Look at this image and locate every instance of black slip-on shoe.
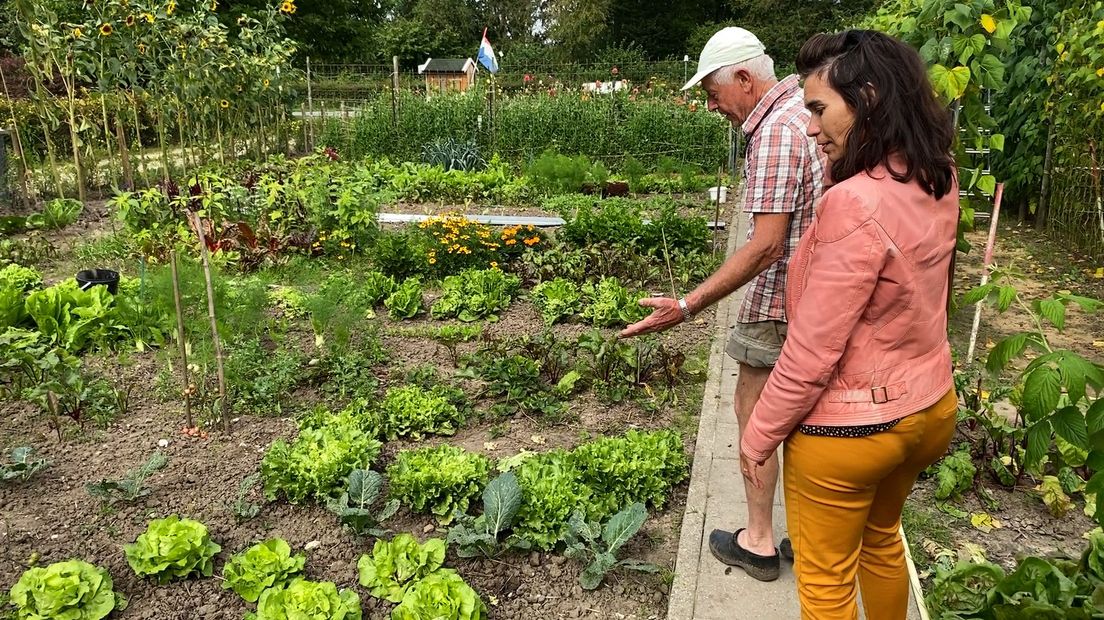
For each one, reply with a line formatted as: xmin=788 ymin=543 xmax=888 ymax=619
xmin=708 ymin=528 xmax=780 ymax=582
xmin=779 ymin=537 xmax=793 ymax=562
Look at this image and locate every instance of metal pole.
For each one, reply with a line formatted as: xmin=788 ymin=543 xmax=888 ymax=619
xmin=392 ymin=55 xmax=400 ymax=129
xmin=306 ymin=56 xmax=314 ymax=149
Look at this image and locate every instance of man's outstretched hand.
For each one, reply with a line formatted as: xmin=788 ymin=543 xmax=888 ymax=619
xmin=618 ymin=296 xmax=685 ymax=338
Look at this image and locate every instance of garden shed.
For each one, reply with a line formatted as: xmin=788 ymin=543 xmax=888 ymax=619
xmin=418 ymin=58 xmax=477 ymax=93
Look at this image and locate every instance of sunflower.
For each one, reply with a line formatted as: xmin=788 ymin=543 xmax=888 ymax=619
xmin=142 ymin=12 xmax=155 ymax=22
xmin=137 ymin=43 xmax=147 ymax=54
xmin=99 ymin=23 xmax=114 ymax=36
xmin=220 ymin=100 xmax=230 ymax=109
xmin=262 ymin=78 xmax=271 ymax=88
xmin=72 ymin=27 xmax=83 ymax=38
xmin=279 ymin=0 xmax=296 ymax=14
xmin=166 ymin=1 xmax=176 ymax=15
xmin=209 ymin=0 xmax=218 ymax=9
xmin=125 ymin=14 xmax=136 ymax=26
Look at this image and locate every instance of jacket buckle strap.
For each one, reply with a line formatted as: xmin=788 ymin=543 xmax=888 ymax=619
xmin=871 ymin=381 xmax=907 ymax=404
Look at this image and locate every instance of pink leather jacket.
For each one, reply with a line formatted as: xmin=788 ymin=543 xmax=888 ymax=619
xmin=741 ymin=164 xmax=959 ymax=463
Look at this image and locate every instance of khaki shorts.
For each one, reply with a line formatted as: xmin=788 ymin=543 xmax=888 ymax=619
xmin=726 ymin=320 xmax=788 ymax=368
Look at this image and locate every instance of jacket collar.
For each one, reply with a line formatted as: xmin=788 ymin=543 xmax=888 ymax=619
xmin=740 ymin=74 xmax=800 ymax=136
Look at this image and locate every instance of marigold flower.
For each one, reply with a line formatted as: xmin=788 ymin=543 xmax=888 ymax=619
xmin=99 ymin=23 xmax=114 ymax=36
xmin=505 ymin=239 xmax=516 ymax=246
xmin=137 ymin=43 xmax=147 ymax=54
xmin=524 ymin=236 xmax=540 ymax=246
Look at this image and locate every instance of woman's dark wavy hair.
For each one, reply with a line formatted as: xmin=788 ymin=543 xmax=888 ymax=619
xmin=796 ymin=30 xmax=956 ymax=199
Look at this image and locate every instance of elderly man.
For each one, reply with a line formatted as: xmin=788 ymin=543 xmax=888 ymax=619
xmin=620 ymin=27 xmax=825 ymax=581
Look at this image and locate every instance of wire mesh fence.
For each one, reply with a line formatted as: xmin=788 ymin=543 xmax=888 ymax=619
xmin=1044 ymin=141 xmax=1104 ymax=259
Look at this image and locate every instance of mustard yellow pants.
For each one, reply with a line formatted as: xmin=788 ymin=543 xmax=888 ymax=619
xmin=784 ymin=389 xmax=958 ymax=620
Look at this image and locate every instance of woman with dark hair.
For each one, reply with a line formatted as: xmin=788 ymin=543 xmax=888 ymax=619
xmin=738 ymin=30 xmax=959 ymax=619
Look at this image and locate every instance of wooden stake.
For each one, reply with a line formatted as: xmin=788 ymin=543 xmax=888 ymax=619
xmin=187 ymin=212 xmax=230 ymax=433
xmin=169 ymin=250 xmax=193 ymax=428
xmin=116 ymin=118 xmax=134 ymax=190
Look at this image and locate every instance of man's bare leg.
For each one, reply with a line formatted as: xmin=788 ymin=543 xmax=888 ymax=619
xmin=733 ymin=361 xmax=779 ymax=556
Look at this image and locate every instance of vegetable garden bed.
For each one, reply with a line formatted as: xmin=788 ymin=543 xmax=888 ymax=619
xmin=0 ymin=186 xmax=727 ymax=620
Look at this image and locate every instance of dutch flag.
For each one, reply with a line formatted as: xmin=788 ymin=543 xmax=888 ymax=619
xmin=477 ymin=28 xmax=498 ymax=73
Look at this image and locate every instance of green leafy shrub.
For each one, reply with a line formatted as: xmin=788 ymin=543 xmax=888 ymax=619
xmin=572 ymin=429 xmax=689 ymax=520
xmin=929 ymin=446 xmax=977 ymax=500
xmin=372 ymin=231 xmax=428 ymax=281
xmin=326 ymin=469 xmax=399 ymax=536
xmin=430 ymin=269 xmax=520 ymax=322
xmin=248 ymin=578 xmax=362 ymax=620
xmin=0 ymin=446 xmax=48 ymax=482
xmin=357 ymin=534 xmax=446 ymax=603
xmin=391 ymin=569 xmax=487 ymax=620
xmin=227 ymin=339 xmax=303 ymax=416
xmin=222 ymin=539 xmax=306 ymax=603
xmin=581 ymin=277 xmax=649 ymax=327
xmin=927 ymin=532 xmax=1104 ymax=617
xmin=512 ymin=450 xmax=591 ymax=550
xmin=0 ymin=264 xmax=41 ymax=292
xmin=527 ymin=150 xmax=606 ymax=194
xmin=124 ymin=516 xmax=221 ymax=583
xmin=387 ymin=445 xmax=491 ymax=525
xmin=385 ymin=278 xmax=424 ymax=320
xmin=446 ymin=471 xmax=530 ymax=558
xmin=422 ymin=138 xmax=485 ymax=172
xmin=530 ymin=278 xmax=582 ymax=326
xmin=379 ymin=385 xmax=465 ymax=440
xmin=564 ymin=503 xmax=659 ymax=590
xmin=28 ymin=198 xmax=83 ymax=230
xmin=261 ymin=413 xmax=383 ymax=503
xmin=8 ymin=559 xmax=123 ymax=620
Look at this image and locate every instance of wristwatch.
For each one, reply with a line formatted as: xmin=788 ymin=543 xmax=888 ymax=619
xmin=677 ymin=298 xmax=693 ymax=321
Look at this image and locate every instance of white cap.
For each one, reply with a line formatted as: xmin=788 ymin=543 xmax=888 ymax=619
xmin=681 ymin=27 xmax=766 ymax=91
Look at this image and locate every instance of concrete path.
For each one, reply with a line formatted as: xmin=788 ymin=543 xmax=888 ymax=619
xmin=666 ymin=210 xmax=925 ymax=620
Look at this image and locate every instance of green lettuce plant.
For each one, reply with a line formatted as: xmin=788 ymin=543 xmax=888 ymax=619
xmin=124 ymin=516 xmax=221 ymax=583
xmin=8 ymin=559 xmax=124 ymax=620
xmin=390 ymin=569 xmax=487 ymax=620
xmin=512 ymin=449 xmax=591 ymax=550
xmin=530 ymin=278 xmax=582 ymax=326
xmin=261 ymin=413 xmax=383 ymax=504
xmin=430 ymin=268 xmax=520 ymax=322
xmin=387 ymin=445 xmax=491 ymax=525
xmin=25 ymin=283 xmax=120 ymax=352
xmin=571 ymin=429 xmax=689 ymax=520
xmin=247 ymin=578 xmax=362 ymax=620
xmin=356 ymin=534 xmax=446 ymax=603
xmin=222 ymin=539 xmax=306 ymax=603
xmin=581 ymin=277 xmax=649 ymax=327
xmin=379 ymin=385 xmax=464 ymax=440
xmin=384 ymin=278 xmax=424 ymax=320
xmin=0 ymin=264 xmax=41 ymax=292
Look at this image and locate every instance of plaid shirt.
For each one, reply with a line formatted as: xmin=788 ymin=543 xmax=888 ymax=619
xmin=737 ymin=75 xmax=826 ymax=323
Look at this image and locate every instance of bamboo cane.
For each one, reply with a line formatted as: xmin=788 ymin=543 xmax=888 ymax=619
xmin=187 ymin=212 xmax=230 ymax=433
xmin=169 ymin=250 xmax=193 ymax=428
